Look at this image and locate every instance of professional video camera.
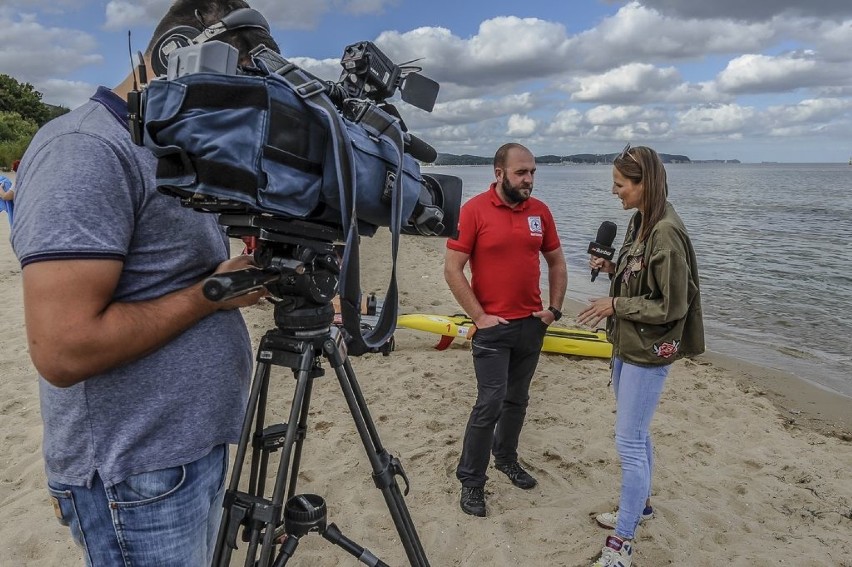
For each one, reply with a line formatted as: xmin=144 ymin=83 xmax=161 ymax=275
xmin=131 ymin=36 xmax=462 ymax=356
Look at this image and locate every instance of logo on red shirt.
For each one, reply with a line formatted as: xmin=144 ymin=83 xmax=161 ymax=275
xmin=528 ymin=216 xmax=542 ymax=236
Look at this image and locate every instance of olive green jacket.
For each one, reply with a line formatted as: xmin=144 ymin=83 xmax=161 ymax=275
xmin=607 ymin=203 xmax=705 ymax=366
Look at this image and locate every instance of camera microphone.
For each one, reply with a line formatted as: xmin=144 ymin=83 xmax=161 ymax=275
xmin=588 ymin=221 xmax=617 ymax=282
xmin=378 ymin=103 xmax=437 ymax=163
xmin=405 ymin=133 xmax=438 ymax=163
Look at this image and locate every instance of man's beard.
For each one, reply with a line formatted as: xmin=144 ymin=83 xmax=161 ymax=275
xmin=502 ymin=177 xmax=532 ymax=204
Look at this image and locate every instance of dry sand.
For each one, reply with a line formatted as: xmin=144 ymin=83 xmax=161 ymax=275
xmin=1 ymin=195 xmax=850 ymax=565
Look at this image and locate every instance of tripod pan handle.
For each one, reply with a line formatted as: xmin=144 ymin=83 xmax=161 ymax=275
xmin=203 ymin=267 xmax=280 ymax=301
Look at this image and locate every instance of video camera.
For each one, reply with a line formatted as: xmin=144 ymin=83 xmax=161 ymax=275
xmin=130 ymin=37 xmax=461 ymax=355
xmin=131 ymin=39 xmax=460 ymax=238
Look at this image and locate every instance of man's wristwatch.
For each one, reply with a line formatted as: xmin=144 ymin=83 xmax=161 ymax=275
xmin=547 ymin=306 xmax=563 ymax=321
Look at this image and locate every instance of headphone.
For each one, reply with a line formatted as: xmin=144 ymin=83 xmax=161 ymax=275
xmin=150 ymin=8 xmax=271 ymax=76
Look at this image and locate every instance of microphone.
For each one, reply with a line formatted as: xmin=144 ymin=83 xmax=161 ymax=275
xmin=588 ymin=221 xmax=617 ymax=282
xmin=378 ymin=103 xmax=438 ymax=162
xmin=404 ymin=132 xmax=438 ymax=163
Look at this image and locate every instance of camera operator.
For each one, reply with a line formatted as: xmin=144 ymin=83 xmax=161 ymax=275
xmin=9 ymin=2 xmax=278 ymax=564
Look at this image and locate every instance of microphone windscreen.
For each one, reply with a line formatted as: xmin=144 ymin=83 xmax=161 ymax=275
xmin=596 ymin=221 xmax=617 ymax=247
xmin=406 ymin=134 xmax=438 ymax=163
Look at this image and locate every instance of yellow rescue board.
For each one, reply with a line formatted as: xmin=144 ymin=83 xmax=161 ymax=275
xmin=397 ymin=314 xmax=612 ymax=359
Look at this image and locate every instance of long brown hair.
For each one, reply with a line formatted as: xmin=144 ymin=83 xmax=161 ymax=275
xmin=613 ymin=145 xmax=668 ymax=242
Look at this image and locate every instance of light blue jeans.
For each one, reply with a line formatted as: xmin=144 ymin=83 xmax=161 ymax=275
xmin=47 ymin=444 xmax=228 ymax=566
xmin=611 ymin=357 xmax=670 ymax=540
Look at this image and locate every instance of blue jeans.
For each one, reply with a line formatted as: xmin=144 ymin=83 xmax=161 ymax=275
xmin=611 ymin=357 xmax=670 ymax=540
xmin=47 ymin=444 xmax=228 ymax=566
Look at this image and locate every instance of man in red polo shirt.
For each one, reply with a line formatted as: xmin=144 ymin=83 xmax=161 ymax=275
xmin=445 ymin=142 xmax=567 ymax=517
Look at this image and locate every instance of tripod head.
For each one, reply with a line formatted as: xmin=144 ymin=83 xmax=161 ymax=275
xmin=203 ymin=214 xmax=344 ymax=332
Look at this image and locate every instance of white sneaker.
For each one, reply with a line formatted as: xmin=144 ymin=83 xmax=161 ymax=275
xmin=595 ymin=506 xmax=653 ymax=529
xmin=592 ymin=535 xmax=633 ymax=567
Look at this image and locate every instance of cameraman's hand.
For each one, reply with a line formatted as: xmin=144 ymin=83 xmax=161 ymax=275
xmin=209 ymin=255 xmax=268 ymax=310
xmin=214 ymin=254 xmax=258 ymax=275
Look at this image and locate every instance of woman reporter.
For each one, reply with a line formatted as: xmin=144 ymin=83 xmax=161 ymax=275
xmin=578 ymin=144 xmax=705 ymax=567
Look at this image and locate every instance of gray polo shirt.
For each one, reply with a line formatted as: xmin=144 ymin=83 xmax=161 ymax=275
xmin=11 ymin=87 xmax=253 ymax=488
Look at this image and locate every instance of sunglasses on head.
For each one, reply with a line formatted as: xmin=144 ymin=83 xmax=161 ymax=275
xmin=618 ymin=143 xmax=640 ymax=165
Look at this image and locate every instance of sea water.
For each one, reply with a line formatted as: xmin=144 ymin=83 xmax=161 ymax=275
xmin=423 ymin=163 xmax=852 ymax=398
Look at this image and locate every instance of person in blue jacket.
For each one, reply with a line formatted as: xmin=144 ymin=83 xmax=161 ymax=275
xmin=0 ymin=173 xmax=13 ymax=225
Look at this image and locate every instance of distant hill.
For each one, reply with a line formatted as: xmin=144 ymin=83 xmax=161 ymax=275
xmin=431 ymin=154 xmax=492 ymax=166
xmin=431 ymin=152 xmax=698 ymax=165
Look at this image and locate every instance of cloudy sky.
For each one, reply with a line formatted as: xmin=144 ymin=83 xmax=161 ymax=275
xmin=1 ymin=0 xmax=851 ymax=162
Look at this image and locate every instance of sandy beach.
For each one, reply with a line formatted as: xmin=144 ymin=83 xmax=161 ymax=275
xmin=1 ymin=189 xmax=850 ymax=565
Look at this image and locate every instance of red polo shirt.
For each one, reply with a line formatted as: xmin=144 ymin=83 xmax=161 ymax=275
xmin=447 ymin=183 xmax=561 ymax=319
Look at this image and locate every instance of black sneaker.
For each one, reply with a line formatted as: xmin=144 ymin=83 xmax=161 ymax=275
xmin=459 ymin=486 xmax=486 ymax=517
xmin=495 ymin=461 xmax=537 ymax=489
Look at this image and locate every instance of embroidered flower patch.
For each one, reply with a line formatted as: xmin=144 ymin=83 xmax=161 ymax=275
xmin=653 ymin=340 xmax=680 ymax=358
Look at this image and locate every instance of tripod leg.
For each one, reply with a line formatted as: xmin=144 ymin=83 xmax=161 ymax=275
xmin=213 ymin=359 xmax=273 ymax=567
xmin=322 ymin=334 xmax=431 ymax=567
xmin=286 ymin=374 xmax=314 ymax=502
xmin=257 ymin=343 xmax=317 ymax=566
xmin=248 ymin=378 xmax=271 ymax=499
xmin=322 ymin=523 xmax=390 ymax=567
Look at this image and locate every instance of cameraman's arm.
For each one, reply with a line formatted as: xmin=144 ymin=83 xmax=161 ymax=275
xmin=22 ymin=255 xmax=264 ymax=388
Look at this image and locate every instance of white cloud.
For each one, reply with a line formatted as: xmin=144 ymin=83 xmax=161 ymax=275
xmin=716 ymin=53 xmax=823 ymax=93
xmin=288 ymin=57 xmax=343 ymax=82
xmin=103 ymin=0 xmax=170 ymax=30
xmin=103 ymin=2 xmax=140 ymax=27
xmin=585 ymin=105 xmax=667 ymax=126
xmin=37 ymin=79 xmax=98 ymax=109
xmin=676 ymin=104 xmax=757 ymax=135
xmin=344 ymin=0 xmax=399 ymax=16
xmin=633 ymin=0 xmax=852 ymax=21
xmin=545 ymin=109 xmax=584 ymax=136
xmin=0 ymin=14 xmax=103 ymax=84
xmin=506 ymin=114 xmax=537 ymax=137
xmin=101 ymin=0 xmax=398 ymax=31
xmin=765 ymin=98 xmax=852 ymax=124
xmin=427 ymin=93 xmax=536 ymax=126
xmin=570 ymin=3 xmax=777 ymax=70
xmin=571 ymin=63 xmax=681 ymax=103
xmin=375 ymin=18 xmax=574 ymax=87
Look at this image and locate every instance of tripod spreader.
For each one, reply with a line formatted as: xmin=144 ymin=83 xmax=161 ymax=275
xmin=372 ymin=451 xmax=411 ymax=496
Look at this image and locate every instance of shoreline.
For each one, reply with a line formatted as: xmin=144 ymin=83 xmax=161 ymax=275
xmin=408 ymin=235 xmax=852 ymax=442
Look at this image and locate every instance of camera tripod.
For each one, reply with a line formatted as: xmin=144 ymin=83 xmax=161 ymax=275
xmin=211 ymin=300 xmax=430 ymax=567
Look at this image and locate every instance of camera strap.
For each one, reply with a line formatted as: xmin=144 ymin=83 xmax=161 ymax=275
xmin=254 ymin=48 xmax=404 ymax=355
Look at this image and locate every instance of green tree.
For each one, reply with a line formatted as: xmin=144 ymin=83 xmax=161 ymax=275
xmin=47 ymin=104 xmax=71 ymax=122
xmin=0 ymin=74 xmax=51 ymax=126
xmin=0 ymin=111 xmax=39 ymax=168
